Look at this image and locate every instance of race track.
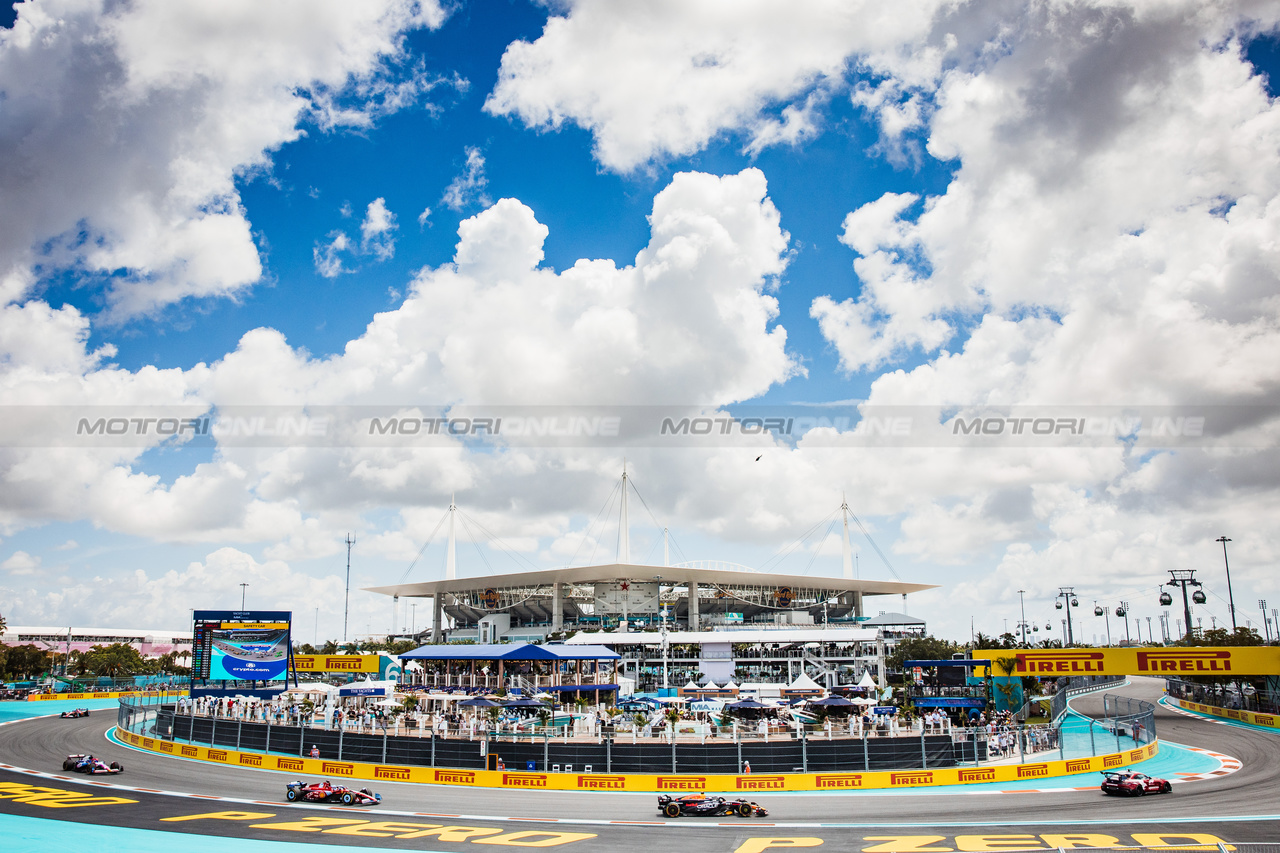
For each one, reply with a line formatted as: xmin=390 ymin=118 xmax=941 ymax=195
xmin=2 ymin=678 xmax=1278 ymax=851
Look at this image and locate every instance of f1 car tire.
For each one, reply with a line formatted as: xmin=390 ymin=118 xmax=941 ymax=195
xmin=110 ymin=762 xmax=123 ymax=772
xmin=341 ymin=792 xmax=354 ymax=805
xmin=664 ymin=803 xmax=681 ymax=818
xmin=286 ymin=789 xmax=298 ymax=801
xmin=62 ymin=760 xmax=73 ymax=771
xmin=736 ymin=803 xmax=752 ymax=817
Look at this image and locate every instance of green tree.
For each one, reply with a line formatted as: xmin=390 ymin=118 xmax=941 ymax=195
xmin=80 ymin=643 xmax=148 ymax=678
xmin=1179 ymin=627 xmax=1263 ymax=647
xmin=2 ymin=644 xmax=51 ymax=680
xmin=887 ymin=635 xmax=964 ymax=671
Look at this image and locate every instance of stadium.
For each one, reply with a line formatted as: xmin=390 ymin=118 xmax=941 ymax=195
xmin=367 ymin=476 xmax=936 ymax=691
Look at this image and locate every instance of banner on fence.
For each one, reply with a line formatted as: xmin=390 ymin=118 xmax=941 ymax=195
xmin=292 ymin=655 xmax=381 ymax=673
xmin=971 ymin=647 xmax=1280 ymax=677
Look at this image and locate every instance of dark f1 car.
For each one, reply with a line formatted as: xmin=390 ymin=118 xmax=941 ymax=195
xmin=62 ymin=754 xmax=123 ymax=774
xmin=658 ymin=794 xmax=768 ymax=818
xmin=60 ymin=708 xmax=90 ymax=718
xmin=286 ymin=780 xmax=381 ymax=806
xmin=1100 ymin=770 xmax=1172 ymax=796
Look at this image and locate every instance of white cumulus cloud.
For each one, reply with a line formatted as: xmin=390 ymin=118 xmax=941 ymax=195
xmin=0 ymin=0 xmax=449 ymax=316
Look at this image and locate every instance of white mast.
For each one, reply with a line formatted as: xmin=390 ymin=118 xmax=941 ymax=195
xmin=618 ymin=462 xmax=630 ymax=564
xmin=841 ymin=493 xmax=855 ymax=580
xmin=446 ymin=493 xmax=457 ymax=580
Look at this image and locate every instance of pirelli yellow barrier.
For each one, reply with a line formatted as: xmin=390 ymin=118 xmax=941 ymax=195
xmin=294 ymin=655 xmax=381 ymax=673
xmin=1169 ymin=696 xmax=1280 ymax=729
xmin=27 ymin=690 xmax=187 ymax=701
xmin=114 ymin=729 xmax=1157 ymax=792
xmin=971 ymin=646 xmax=1280 ymax=677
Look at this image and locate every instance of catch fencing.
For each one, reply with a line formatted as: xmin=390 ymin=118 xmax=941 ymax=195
xmin=117 ymin=692 xmax=1153 ymax=775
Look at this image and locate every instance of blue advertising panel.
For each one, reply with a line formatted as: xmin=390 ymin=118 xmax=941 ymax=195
xmin=912 ymin=697 xmax=988 ymax=708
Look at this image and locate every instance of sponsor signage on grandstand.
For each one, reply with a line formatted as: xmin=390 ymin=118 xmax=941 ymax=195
xmin=971 ymin=646 xmax=1280 ymax=676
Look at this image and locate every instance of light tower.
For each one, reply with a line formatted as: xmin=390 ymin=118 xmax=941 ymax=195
xmin=1216 ymin=536 xmax=1236 ymax=633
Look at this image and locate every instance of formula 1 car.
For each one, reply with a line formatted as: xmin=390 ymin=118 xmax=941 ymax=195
xmin=1100 ymin=770 xmax=1172 ymax=796
xmin=285 ymin=780 xmax=382 ymax=806
xmin=60 ymin=708 xmax=90 ymax=718
xmin=62 ymin=754 xmax=123 ymax=774
xmin=658 ymin=794 xmax=768 ymax=818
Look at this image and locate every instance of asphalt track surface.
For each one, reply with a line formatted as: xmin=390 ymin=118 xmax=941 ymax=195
xmin=2 ymin=678 xmax=1279 ymax=851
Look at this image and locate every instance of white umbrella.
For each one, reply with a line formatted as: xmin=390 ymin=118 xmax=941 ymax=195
xmin=375 ymin=698 xmax=403 ymax=708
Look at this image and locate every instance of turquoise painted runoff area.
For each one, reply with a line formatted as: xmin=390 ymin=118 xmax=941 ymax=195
xmin=0 ymin=812 xmax=443 ymax=853
xmin=0 ymin=696 xmax=121 ymax=723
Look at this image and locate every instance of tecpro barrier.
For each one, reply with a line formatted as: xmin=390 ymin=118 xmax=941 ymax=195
xmin=1168 ymin=696 xmax=1280 ymax=729
xmin=113 ymin=727 xmax=1158 ymax=792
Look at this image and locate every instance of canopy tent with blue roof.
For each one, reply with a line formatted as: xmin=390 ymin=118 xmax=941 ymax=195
xmin=399 ymin=642 xmax=620 ymax=694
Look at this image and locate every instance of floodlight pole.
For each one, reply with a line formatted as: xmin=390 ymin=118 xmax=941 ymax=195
xmin=1017 ymin=589 xmax=1028 ymax=646
xmin=1216 ymin=536 xmax=1236 ymax=633
xmin=239 ymin=583 xmax=248 ymax=611
xmin=343 ymin=533 xmax=355 ymax=643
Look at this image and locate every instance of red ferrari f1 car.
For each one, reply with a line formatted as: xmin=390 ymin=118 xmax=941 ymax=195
xmin=286 ymin=780 xmax=381 ymax=806
xmin=60 ymin=708 xmax=90 ymax=718
xmin=62 ymin=754 xmax=123 ymax=774
xmin=1100 ymin=770 xmax=1172 ymax=796
xmin=658 ymin=794 xmax=768 ymax=818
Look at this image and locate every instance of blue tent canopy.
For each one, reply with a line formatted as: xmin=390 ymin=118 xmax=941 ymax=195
xmin=399 ymin=642 xmax=620 ymax=663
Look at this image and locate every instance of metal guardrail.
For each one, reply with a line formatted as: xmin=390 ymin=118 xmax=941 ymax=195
xmin=1050 ymin=674 xmax=1126 ymax=722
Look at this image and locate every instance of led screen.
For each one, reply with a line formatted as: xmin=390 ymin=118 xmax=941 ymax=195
xmin=192 ymin=611 xmax=292 ymax=682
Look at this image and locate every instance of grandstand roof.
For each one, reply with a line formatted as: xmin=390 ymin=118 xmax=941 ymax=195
xmin=366 ymin=562 xmax=935 ymax=598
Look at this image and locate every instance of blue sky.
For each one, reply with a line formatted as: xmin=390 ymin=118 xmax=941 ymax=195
xmin=2 ymin=1 xmax=1280 ymax=644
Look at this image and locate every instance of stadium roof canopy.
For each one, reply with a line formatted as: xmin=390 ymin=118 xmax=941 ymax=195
xmin=366 ymin=562 xmax=936 ymax=599
xmin=399 ymin=642 xmax=620 ymax=662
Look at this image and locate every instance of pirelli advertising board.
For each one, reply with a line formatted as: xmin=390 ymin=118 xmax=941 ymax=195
xmin=292 ymin=655 xmax=382 ymax=673
xmin=970 ymin=646 xmax=1280 ymax=677
xmin=115 ymin=728 xmax=1158 ymax=793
